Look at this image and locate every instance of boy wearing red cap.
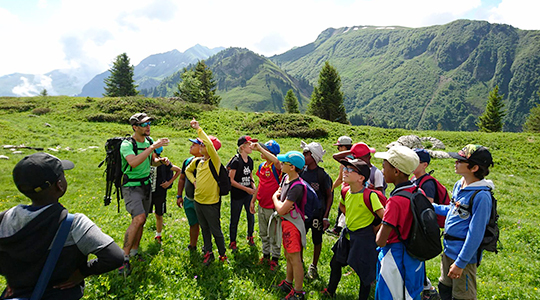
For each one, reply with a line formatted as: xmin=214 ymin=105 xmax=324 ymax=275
xmin=185 ymin=119 xmax=227 ymax=265
xmin=228 ymin=135 xmax=258 ymax=252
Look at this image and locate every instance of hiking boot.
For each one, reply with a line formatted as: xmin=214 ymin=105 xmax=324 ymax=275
xmin=325 ymin=228 xmax=340 ymax=237
xmin=229 ymin=241 xmax=238 ymax=252
xmin=320 ymin=288 xmax=335 ymax=298
xmin=118 ymin=260 xmax=131 ymax=277
xmin=282 ymin=289 xmax=305 ymax=300
xmin=273 ymin=279 xmax=293 ymax=294
xmin=219 ymin=255 xmax=229 ymax=263
xmin=247 ymin=236 xmax=255 ymax=246
xmin=269 ymin=259 xmax=278 ymax=271
xmin=422 ymin=288 xmax=441 ymax=300
xmin=154 ymin=236 xmax=162 ymax=244
xmin=203 ymin=251 xmax=215 ymax=266
xmin=306 ymin=263 xmax=319 ymax=280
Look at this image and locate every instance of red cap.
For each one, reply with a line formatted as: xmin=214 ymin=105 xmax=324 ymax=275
xmin=197 ymin=136 xmax=222 ymax=151
xmin=351 ymin=142 xmax=375 ymax=158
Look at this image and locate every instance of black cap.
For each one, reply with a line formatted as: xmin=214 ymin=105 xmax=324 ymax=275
xmin=237 ymin=135 xmax=258 ymax=147
xmin=339 ymin=158 xmax=371 ymax=180
xmin=13 ymin=153 xmax=75 ymax=194
xmin=129 ymin=113 xmax=154 ymax=125
xmin=448 ymin=144 xmax=493 ymax=168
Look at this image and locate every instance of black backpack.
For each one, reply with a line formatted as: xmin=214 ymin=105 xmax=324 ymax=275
xmin=444 ymin=188 xmax=501 ymax=265
xmin=393 ymin=189 xmax=442 ymax=261
xmin=99 ymin=136 xmax=153 ymax=212
xmin=208 ymin=158 xmax=231 ymax=196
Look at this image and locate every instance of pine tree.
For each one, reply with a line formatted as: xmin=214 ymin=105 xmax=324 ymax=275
xmin=40 ymin=89 xmax=48 ymax=96
xmin=523 ymin=90 xmax=540 ymax=132
xmin=477 ymin=85 xmax=506 ymax=132
xmin=175 ymin=61 xmax=220 ymax=105
xmin=103 ymin=53 xmax=138 ymax=97
xmin=283 ymin=89 xmax=300 ymax=113
xmin=307 ymin=62 xmax=348 ymax=124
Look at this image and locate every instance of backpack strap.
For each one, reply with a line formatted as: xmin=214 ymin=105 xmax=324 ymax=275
xmin=30 ymin=213 xmax=74 ymax=300
xmin=288 ymin=179 xmax=307 ymax=220
xmin=363 ymin=188 xmax=375 ymax=214
xmin=208 ymin=158 xmax=219 ymax=184
xmin=443 ymin=189 xmax=486 ymax=241
xmin=388 ymin=190 xmax=414 ymax=242
xmin=259 ymin=162 xmax=281 ymax=184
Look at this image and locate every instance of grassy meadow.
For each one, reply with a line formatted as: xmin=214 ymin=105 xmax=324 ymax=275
xmin=0 ymin=96 xmax=539 ymax=299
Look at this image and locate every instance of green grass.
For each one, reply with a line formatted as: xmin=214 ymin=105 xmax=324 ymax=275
xmin=1 ymin=96 xmax=539 ymax=299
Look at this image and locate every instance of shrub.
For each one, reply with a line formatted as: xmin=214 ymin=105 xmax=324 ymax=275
xmin=73 ymin=103 xmax=90 ymax=110
xmin=31 ymin=107 xmax=51 ymax=115
xmin=87 ymin=113 xmax=127 ymax=123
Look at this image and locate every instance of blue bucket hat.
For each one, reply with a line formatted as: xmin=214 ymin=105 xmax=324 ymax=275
xmin=277 ymin=151 xmax=305 ymax=169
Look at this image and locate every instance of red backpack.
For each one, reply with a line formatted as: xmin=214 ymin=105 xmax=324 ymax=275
xmin=341 ymin=185 xmax=387 ymax=226
xmin=417 ymin=171 xmax=450 ymax=228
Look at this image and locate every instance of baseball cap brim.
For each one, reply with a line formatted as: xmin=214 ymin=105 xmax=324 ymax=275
xmin=189 ymin=138 xmax=201 ymax=145
xmin=448 ymin=152 xmax=467 ymax=161
xmin=61 ymin=160 xmax=75 ymax=170
xmin=374 ymin=151 xmax=390 ymax=160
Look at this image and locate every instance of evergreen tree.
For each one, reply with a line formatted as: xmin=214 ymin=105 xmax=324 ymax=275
xmin=283 ymin=89 xmax=300 ymax=113
xmin=523 ymin=90 xmax=540 ymax=132
xmin=175 ymin=61 xmax=220 ymax=105
xmin=103 ymin=53 xmax=138 ymax=97
xmin=307 ymin=62 xmax=348 ymax=124
xmin=40 ymin=89 xmax=48 ymax=96
xmin=477 ymin=85 xmax=506 ymax=132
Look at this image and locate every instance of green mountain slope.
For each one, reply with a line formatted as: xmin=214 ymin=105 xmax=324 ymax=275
xmin=142 ymin=48 xmax=313 ymax=113
xmin=272 ymin=20 xmax=540 ymax=131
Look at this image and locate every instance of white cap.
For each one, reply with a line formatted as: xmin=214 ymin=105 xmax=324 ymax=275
xmin=374 ymin=145 xmax=419 ymax=175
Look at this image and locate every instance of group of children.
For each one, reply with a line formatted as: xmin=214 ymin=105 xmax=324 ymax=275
xmin=152 ymin=118 xmax=495 ymax=300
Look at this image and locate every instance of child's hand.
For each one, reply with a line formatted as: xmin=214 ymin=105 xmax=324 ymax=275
xmin=190 ymin=118 xmax=200 ymax=129
xmin=249 ymin=200 xmax=256 ymax=214
xmin=447 ymin=263 xmax=464 ymax=279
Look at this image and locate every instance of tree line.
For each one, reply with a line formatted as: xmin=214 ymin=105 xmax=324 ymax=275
xmin=103 ymin=53 xmax=540 ymax=132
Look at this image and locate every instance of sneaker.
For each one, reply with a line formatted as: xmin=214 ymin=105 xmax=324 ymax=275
xmin=219 ymin=255 xmax=228 ymax=263
xmin=269 ymin=259 xmax=278 ymax=271
xmin=229 ymin=241 xmax=238 ymax=252
xmin=203 ymin=251 xmax=215 ymax=266
xmin=325 ymin=228 xmax=339 ymax=237
xmin=154 ymin=236 xmax=162 ymax=244
xmin=422 ymin=288 xmax=441 ymax=300
xmin=273 ymin=279 xmax=293 ymax=294
xmin=118 ymin=260 xmax=131 ymax=277
xmin=320 ymin=288 xmax=335 ymax=298
xmin=306 ymin=263 xmax=319 ymax=280
xmin=282 ymin=289 xmax=305 ymax=300
xmin=247 ymin=236 xmax=255 ymax=246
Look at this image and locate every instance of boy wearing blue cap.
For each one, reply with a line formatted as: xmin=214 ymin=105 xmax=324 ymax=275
xmin=272 ymin=151 xmax=307 ymax=300
xmin=250 ymin=140 xmax=282 ymax=270
xmin=150 ymin=147 xmax=181 ymax=244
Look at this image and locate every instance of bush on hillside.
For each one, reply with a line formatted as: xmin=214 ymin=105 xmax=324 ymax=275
xmin=0 ymin=100 xmax=36 ymax=112
xmin=243 ymin=113 xmax=328 ymax=138
xmin=31 ymin=107 xmax=51 ymax=115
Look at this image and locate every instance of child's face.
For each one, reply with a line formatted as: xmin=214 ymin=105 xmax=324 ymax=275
xmin=343 ymin=166 xmax=364 ymax=185
xmin=200 ymin=144 xmax=208 ymax=156
xmin=189 ymin=143 xmax=201 ymax=156
xmin=303 ymin=150 xmax=314 ymax=166
xmin=413 ymin=161 xmax=428 ymax=176
xmin=241 ymin=144 xmax=252 ymax=154
xmin=382 ymin=160 xmax=397 ymax=184
xmin=281 ymin=161 xmax=295 ymax=174
xmin=454 ymin=160 xmax=473 ymax=176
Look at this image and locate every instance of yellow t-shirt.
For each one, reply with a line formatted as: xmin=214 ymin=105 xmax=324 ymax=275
xmin=185 ymin=127 xmax=221 ymax=205
xmin=340 ymin=190 xmax=383 ymax=231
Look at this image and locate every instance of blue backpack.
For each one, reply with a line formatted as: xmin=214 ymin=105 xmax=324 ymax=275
xmin=289 ymin=177 xmax=322 ymax=221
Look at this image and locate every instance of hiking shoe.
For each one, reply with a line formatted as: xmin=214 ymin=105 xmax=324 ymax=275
xmin=247 ymin=236 xmax=255 ymax=246
xmin=320 ymin=288 xmax=335 ymax=298
xmin=282 ymin=289 xmax=305 ymax=300
xmin=229 ymin=241 xmax=238 ymax=252
xmin=203 ymin=251 xmax=215 ymax=266
xmin=154 ymin=236 xmax=162 ymax=244
xmin=422 ymin=288 xmax=441 ymax=300
xmin=269 ymin=259 xmax=278 ymax=271
xmin=219 ymin=255 xmax=229 ymax=263
xmin=118 ymin=261 xmax=131 ymax=277
xmin=306 ymin=263 xmax=319 ymax=280
xmin=273 ymin=279 xmax=293 ymax=294
xmin=325 ymin=228 xmax=340 ymax=237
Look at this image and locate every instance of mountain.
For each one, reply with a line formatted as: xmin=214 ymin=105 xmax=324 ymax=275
xmin=0 ymin=70 xmax=85 ymax=97
xmin=79 ymin=45 xmax=224 ymax=97
xmin=271 ymin=20 xmax=540 ymax=131
xmin=142 ymin=48 xmax=313 ymax=112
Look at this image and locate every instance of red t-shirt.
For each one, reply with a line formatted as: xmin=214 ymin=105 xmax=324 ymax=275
xmin=256 ymin=162 xmax=282 ymax=209
xmin=382 ymin=185 xmax=416 ymax=244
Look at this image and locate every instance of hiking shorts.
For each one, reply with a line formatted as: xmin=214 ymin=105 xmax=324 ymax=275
xmin=123 ymin=185 xmax=151 ymax=217
xmin=151 ymin=189 xmax=167 ymax=216
xmin=282 ymin=220 xmax=302 ymax=253
xmin=439 ymin=253 xmax=478 ymax=299
xmin=304 ymin=217 xmax=324 ymax=245
xmin=183 ymin=196 xmax=199 ymax=226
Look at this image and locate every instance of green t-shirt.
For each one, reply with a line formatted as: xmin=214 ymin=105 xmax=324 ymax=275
xmin=341 ymin=189 xmax=383 ymax=231
xmin=120 ymin=137 xmax=154 ymax=186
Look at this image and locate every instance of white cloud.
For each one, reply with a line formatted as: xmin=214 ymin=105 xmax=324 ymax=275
xmin=12 ymin=75 xmax=53 ymax=96
xmin=488 ymin=0 xmax=540 ymax=30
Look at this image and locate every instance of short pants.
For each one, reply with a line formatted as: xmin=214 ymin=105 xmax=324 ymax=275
xmin=439 ymin=253 xmax=478 ymax=299
xmin=183 ymin=196 xmax=199 ymax=226
xmin=282 ymin=220 xmax=302 ymax=253
xmin=304 ymin=216 xmax=324 ymax=245
xmin=122 ymin=185 xmax=151 ymax=217
xmin=151 ymin=188 xmax=167 ymax=216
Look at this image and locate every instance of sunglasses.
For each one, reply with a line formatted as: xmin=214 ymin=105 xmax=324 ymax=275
xmin=137 ymin=121 xmax=151 ymax=127
xmin=344 ymin=167 xmax=358 ymax=173
xmin=283 ymin=162 xmax=293 ymax=166
xmin=455 ymin=160 xmax=469 ymax=164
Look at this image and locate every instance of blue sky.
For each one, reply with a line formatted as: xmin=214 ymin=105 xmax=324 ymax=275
xmin=0 ymin=0 xmax=538 ymax=80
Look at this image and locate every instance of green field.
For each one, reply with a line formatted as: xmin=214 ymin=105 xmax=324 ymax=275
xmin=1 ymin=96 xmax=539 ymax=299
